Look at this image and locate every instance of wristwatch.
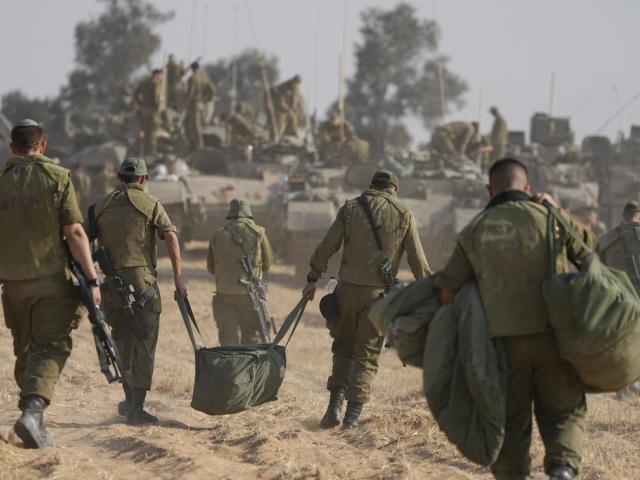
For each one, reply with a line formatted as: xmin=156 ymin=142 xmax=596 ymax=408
xmin=87 ymin=278 xmax=99 ymax=287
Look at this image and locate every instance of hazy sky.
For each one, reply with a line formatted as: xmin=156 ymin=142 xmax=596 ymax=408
xmin=1 ymin=0 xmax=639 ymax=144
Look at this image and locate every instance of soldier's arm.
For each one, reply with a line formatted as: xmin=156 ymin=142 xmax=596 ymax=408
xmin=562 ymin=210 xmax=595 ymax=265
xmin=153 ymin=202 xmax=186 ymax=295
xmin=307 ymin=206 xmax=346 ymax=282
xmin=403 ymin=214 xmax=431 ymax=279
xmin=261 ymin=232 xmax=274 ymax=272
xmin=437 ymin=240 xmax=474 ymax=304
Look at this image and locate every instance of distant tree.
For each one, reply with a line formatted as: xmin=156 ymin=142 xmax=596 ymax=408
xmin=342 ymin=3 xmax=467 ymax=148
xmin=1 ymin=91 xmax=55 ymax=126
xmin=62 ymin=0 xmax=173 ymax=132
xmin=204 ymin=49 xmax=280 ymax=117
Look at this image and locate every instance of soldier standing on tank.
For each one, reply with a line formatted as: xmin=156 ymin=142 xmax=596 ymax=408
xmin=0 ymin=119 xmax=100 ymax=448
xmin=437 ymin=158 xmax=593 ymax=480
xmin=184 ymin=61 xmax=216 ymax=151
xmin=267 ymin=75 xmax=303 ymax=141
xmin=207 ymin=199 xmax=273 ymax=345
xmin=302 ymin=170 xmax=431 ymax=429
xmin=92 ymin=157 xmax=187 ymax=425
xmin=134 ymin=69 xmax=164 ymax=156
xmin=598 ymin=201 xmax=640 ymax=399
xmin=222 ymin=103 xmax=258 ymax=148
xmin=430 ymin=121 xmax=476 ymax=162
xmin=166 ymin=54 xmax=186 ymax=111
xmin=489 ymin=106 xmax=508 ymax=162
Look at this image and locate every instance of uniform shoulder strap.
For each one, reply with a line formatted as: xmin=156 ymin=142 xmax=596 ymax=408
xmin=356 ymin=195 xmax=385 ymax=253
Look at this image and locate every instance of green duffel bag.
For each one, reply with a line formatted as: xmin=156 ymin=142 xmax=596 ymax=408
xmin=176 ymin=292 xmax=308 ymax=415
xmin=542 ymin=205 xmax=640 ymax=392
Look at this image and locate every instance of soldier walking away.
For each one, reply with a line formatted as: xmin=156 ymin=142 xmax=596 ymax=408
xmin=184 ymin=61 xmax=216 ymax=151
xmin=134 ymin=69 xmax=164 ymax=157
xmin=0 ymin=120 xmax=100 ymax=448
xmin=437 ymin=158 xmax=594 ymax=480
xmin=268 ymin=75 xmax=303 ymax=141
xmin=489 ymin=106 xmax=508 ymax=162
xmin=92 ymin=157 xmax=187 ymax=425
xmin=430 ymin=121 xmax=476 ymax=163
xmin=598 ymin=200 xmax=640 ymax=399
xmin=302 ymin=170 xmax=431 ymax=429
xmin=207 ymin=199 xmax=273 ymax=345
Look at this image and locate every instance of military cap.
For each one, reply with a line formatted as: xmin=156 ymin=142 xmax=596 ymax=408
xmin=371 ymin=169 xmax=399 ymax=189
xmin=119 ymin=156 xmax=148 ymax=176
xmin=15 ymin=119 xmax=40 ymax=128
xmin=226 ymin=198 xmax=253 ymax=219
xmin=624 ymin=201 xmax=639 ymax=214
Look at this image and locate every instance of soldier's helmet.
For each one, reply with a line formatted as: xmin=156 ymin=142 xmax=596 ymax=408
xmin=624 ymin=201 xmax=639 ymax=214
xmin=119 ymin=156 xmax=148 ymax=177
xmin=226 ymin=198 xmax=253 ymax=219
xmin=370 ymin=169 xmax=399 ymax=189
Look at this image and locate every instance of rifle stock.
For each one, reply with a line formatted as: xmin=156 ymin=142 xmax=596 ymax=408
xmin=240 ymin=256 xmax=272 ymax=343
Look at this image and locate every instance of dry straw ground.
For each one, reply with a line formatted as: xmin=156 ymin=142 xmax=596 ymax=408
xmin=1 ymin=248 xmax=639 ymax=479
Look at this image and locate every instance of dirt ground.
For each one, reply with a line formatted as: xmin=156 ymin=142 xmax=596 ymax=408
xmin=1 ymin=248 xmax=640 ymax=480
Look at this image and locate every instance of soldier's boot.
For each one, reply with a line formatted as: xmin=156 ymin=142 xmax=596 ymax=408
xmin=127 ymin=388 xmax=158 ymax=426
xmin=117 ymin=383 xmax=132 ymax=417
xmin=14 ymin=395 xmax=53 ymax=449
xmin=319 ymin=388 xmax=345 ymax=429
xmin=342 ymin=401 xmax=364 ymax=430
xmin=548 ymin=465 xmax=577 ymax=480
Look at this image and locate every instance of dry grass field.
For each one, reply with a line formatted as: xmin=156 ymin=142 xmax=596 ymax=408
xmin=1 ymin=247 xmax=640 ymax=479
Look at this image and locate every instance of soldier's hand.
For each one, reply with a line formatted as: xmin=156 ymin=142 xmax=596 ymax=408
xmin=175 ymin=274 xmax=188 ymax=297
xmin=534 ymin=192 xmax=559 ymax=208
xmin=91 ymin=286 xmax=102 ymax=307
xmin=303 ymin=282 xmax=317 ymax=301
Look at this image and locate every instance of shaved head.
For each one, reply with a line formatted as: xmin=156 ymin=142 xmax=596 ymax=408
xmin=488 ymin=158 xmax=530 ymax=196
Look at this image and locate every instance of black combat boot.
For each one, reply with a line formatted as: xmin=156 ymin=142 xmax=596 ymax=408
xmin=342 ymin=401 xmax=364 ymax=429
xmin=549 ymin=465 xmax=577 ymax=480
xmin=127 ymin=388 xmax=159 ymax=426
xmin=319 ymin=388 xmax=345 ymax=429
xmin=117 ymin=383 xmax=132 ymax=417
xmin=14 ymin=395 xmax=53 ymax=449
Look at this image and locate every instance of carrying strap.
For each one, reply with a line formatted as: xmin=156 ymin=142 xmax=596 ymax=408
xmin=545 ymin=201 xmax=592 ymax=275
xmin=270 ymin=296 xmax=309 ymax=349
xmin=87 ymin=204 xmax=98 ymax=241
xmin=175 ymin=291 xmax=204 ymax=352
xmin=356 ymin=195 xmax=385 ymax=253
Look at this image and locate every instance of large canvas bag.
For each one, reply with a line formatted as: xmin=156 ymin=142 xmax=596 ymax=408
xmin=176 ymin=292 xmax=308 ymax=415
xmin=542 ymin=205 xmax=640 ymax=392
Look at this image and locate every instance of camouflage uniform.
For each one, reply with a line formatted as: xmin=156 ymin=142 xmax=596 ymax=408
xmin=185 ymin=68 xmax=216 ymax=150
xmin=0 ymin=153 xmax=83 ymax=403
xmin=431 ymin=121 xmax=474 ymax=160
xmin=489 ymin=107 xmax=508 ymax=162
xmin=134 ymin=74 xmax=163 ymax=156
xmin=94 ymin=163 xmax=176 ymax=392
xmin=308 ymin=171 xmax=430 ymax=423
xmin=207 ymin=200 xmax=273 ymax=345
xmin=439 ymin=190 xmax=594 ymax=479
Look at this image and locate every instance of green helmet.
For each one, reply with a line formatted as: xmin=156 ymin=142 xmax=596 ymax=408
xmin=226 ymin=198 xmax=253 ymax=219
xmin=119 ymin=156 xmax=148 ymax=176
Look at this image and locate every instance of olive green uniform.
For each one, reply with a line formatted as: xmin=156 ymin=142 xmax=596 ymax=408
xmin=268 ymin=79 xmax=301 ymax=140
xmin=490 ymin=111 xmax=508 ymax=162
xmin=439 ymin=190 xmax=594 ymax=479
xmin=598 ymin=222 xmax=640 ymax=293
xmin=134 ymin=75 xmax=163 ymax=156
xmin=308 ymin=189 xmax=431 ymax=403
xmin=431 ymin=121 xmax=474 ymax=159
xmin=166 ymin=58 xmax=185 ymax=111
xmin=94 ymin=183 xmax=176 ymax=390
xmin=185 ymin=70 xmax=216 ymax=150
xmin=321 ymin=121 xmax=370 ymax=167
xmin=206 ymin=218 xmax=273 ymax=345
xmin=0 ymin=154 xmax=83 ymax=403
xmin=227 ymin=112 xmax=257 ymax=147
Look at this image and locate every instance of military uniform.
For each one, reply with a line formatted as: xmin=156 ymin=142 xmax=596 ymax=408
xmin=490 ymin=107 xmax=508 ymax=162
xmin=308 ymin=170 xmax=430 ymax=428
xmin=0 ymin=153 xmax=83 ymax=404
xmin=431 ymin=121 xmax=474 ymax=160
xmin=134 ymin=74 xmax=163 ymax=156
xmin=206 ymin=200 xmax=273 ymax=345
xmin=439 ymin=189 xmax=594 ymax=479
xmin=185 ymin=67 xmax=216 ymax=150
xmin=320 ymin=120 xmax=369 ymax=167
xmin=226 ymin=111 xmax=257 ymax=148
xmin=93 ymin=158 xmax=175 ymax=425
xmin=268 ymin=77 xmax=302 ymax=140
xmin=166 ymin=56 xmax=185 ymax=111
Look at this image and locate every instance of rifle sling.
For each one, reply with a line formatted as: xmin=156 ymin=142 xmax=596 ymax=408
xmin=356 ymin=195 xmax=385 ymax=253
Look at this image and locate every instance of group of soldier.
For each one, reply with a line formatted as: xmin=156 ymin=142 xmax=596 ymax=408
xmin=3 ymin=115 xmax=640 ymax=480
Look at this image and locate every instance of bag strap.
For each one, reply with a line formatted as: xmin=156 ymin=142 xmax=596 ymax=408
xmin=356 ymin=195 xmax=385 ymax=253
xmin=270 ymin=296 xmax=309 ymax=349
xmin=544 ymin=201 xmax=593 ymax=275
xmin=174 ymin=291 xmax=204 ymax=352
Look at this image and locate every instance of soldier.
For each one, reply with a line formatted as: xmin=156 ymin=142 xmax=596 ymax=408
xmin=92 ymin=157 xmax=187 ymax=425
xmin=598 ymin=201 xmax=640 ymax=399
xmin=222 ymin=103 xmax=258 ymax=148
xmin=430 ymin=121 xmax=476 ymax=162
xmin=437 ymin=158 xmax=593 ymax=480
xmin=184 ymin=62 xmax=216 ymax=151
xmin=71 ymin=162 xmax=92 ymax=218
xmin=134 ymin=69 xmax=164 ymax=156
xmin=489 ymin=106 xmax=508 ymax=162
xmin=267 ymin=75 xmax=303 ymax=141
xmin=165 ymin=53 xmax=186 ymax=111
xmin=0 ymin=119 xmax=100 ymax=448
xmin=206 ymin=199 xmax=273 ymax=345
xmin=302 ymin=170 xmax=431 ymax=429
